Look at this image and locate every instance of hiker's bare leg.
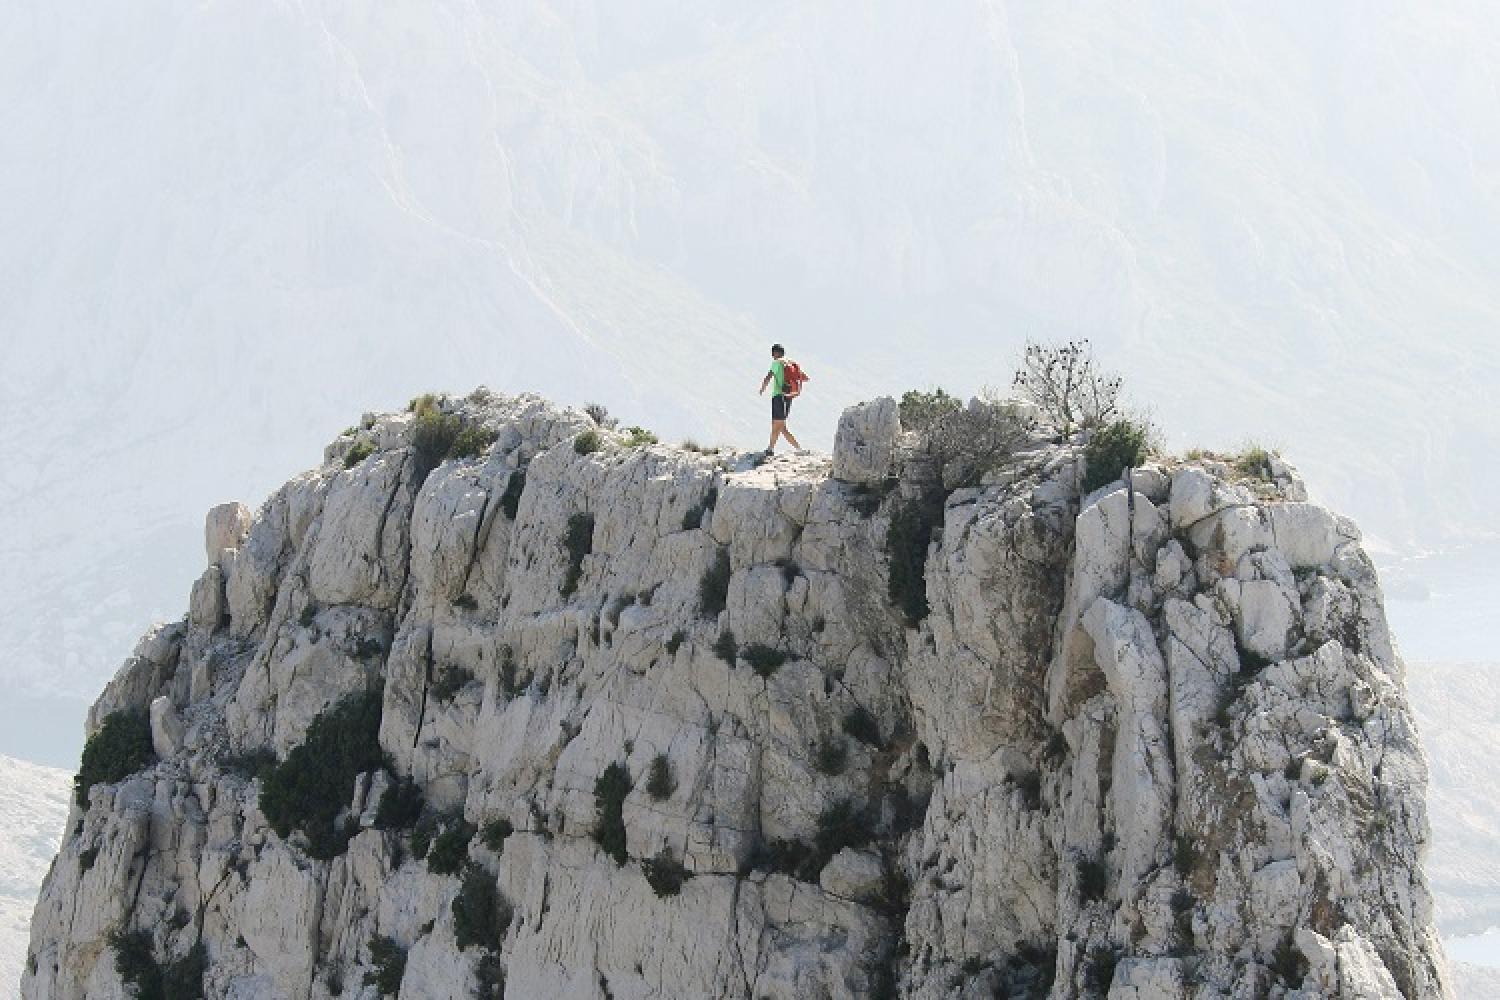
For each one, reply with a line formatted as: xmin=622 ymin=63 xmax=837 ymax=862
xmin=768 ymin=422 xmax=786 ymax=452
xmin=782 ymin=426 xmax=801 ymax=450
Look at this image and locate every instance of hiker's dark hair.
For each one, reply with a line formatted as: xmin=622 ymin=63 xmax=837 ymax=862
xmin=770 ymin=344 xmax=785 ymax=357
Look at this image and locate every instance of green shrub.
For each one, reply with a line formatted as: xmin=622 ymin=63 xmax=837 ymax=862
xmin=431 ymin=665 xmax=475 ymax=702
xmin=681 ymin=488 xmax=717 ymax=530
xmin=110 ymin=928 xmax=158 ymax=996
xmin=814 ymin=737 xmax=849 ymax=776
xmin=885 ymin=488 xmax=944 ymax=626
xmin=409 ymin=393 xmax=439 ymax=416
xmin=593 ymin=762 xmax=632 ymax=866
xmin=374 ymin=777 xmax=423 ymax=830
xmin=646 ymin=754 xmax=676 ymax=802
xmin=452 ymin=862 xmax=511 ymax=951
xmin=412 ymin=411 xmax=463 ymax=470
xmin=1084 ymin=946 xmax=1119 ymax=994
xmin=814 ymin=799 xmax=872 ymax=860
xmin=915 ymin=397 xmax=1033 ymax=488
xmin=665 ymin=630 xmax=687 ymax=655
xmin=365 ymin=935 xmax=407 ymax=997
xmin=748 ymin=838 xmax=820 ymax=882
xmin=844 ymin=479 xmax=892 ymax=518
xmin=162 ymin=943 xmax=205 ymax=1000
xmin=499 ymin=467 xmax=527 ymax=520
xmin=344 ymin=439 xmax=375 ymax=469
xmin=1271 ymin=933 xmax=1308 ymax=986
xmin=76 ymin=709 xmax=155 ymax=807
xmin=741 ymin=644 xmax=786 ymax=678
xmin=1232 ymin=444 xmax=1276 ymax=482
xmin=712 ymin=630 xmax=738 ymax=665
xmin=1076 ymin=857 xmax=1108 ymax=903
xmin=624 ymin=426 xmax=658 ymax=447
xmin=641 ymin=849 xmax=690 ymax=898
xmin=79 ymin=846 xmax=99 ymax=873
xmin=427 ymin=818 xmax=476 ymax=875
xmin=1081 ymin=419 xmax=1151 ymax=494
xmin=898 ymin=388 xmax=962 ymax=432
xmin=451 ymin=424 xmax=498 ymax=459
xmin=453 ymin=593 xmax=479 ymax=611
xmin=410 ymin=819 xmax=435 ymax=860
xmin=574 ymin=429 xmax=602 ymax=455
xmin=475 ymin=952 xmax=506 ymax=1000
xmin=108 ymin=930 xmax=204 ymax=1000
xmin=259 ymin=690 xmax=386 ymax=860
xmin=480 ymin=818 xmax=514 ymax=854
xmin=216 ymin=747 xmax=276 ymax=783
xmin=842 ymin=707 xmax=882 ymax=748
xmin=560 ymin=512 xmax=594 ymax=596
xmin=698 ymin=548 xmax=731 ymax=618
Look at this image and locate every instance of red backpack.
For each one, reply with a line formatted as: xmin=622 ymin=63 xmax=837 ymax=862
xmin=782 ymin=360 xmax=809 ymax=397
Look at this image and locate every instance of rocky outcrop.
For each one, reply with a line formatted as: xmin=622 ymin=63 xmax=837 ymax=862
xmin=24 ymin=390 xmax=1450 ymax=999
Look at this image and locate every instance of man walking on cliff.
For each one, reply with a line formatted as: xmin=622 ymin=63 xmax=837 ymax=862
xmin=759 ymin=344 xmax=805 ymax=456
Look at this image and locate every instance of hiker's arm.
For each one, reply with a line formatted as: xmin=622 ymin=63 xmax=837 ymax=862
xmin=759 ymin=372 xmax=772 ymax=394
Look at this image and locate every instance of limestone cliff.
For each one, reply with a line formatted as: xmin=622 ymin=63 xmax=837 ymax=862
xmin=24 ymin=391 xmax=1450 ymax=999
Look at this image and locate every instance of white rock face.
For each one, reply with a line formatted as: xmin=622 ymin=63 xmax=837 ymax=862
xmin=832 ymin=396 xmax=901 ymax=484
xmin=23 ymin=392 xmax=1451 ymax=999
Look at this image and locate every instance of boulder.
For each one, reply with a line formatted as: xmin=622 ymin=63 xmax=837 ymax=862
xmin=832 ymin=397 xmax=900 ymax=483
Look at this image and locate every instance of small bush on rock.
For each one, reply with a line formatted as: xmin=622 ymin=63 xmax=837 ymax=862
xmin=886 ymin=488 xmax=944 ymax=626
xmin=216 ymin=747 xmax=276 ymax=783
xmin=898 ymin=388 xmax=962 ymax=432
xmin=624 ymin=426 xmax=658 ymax=446
xmin=574 ymin=429 xmax=602 ymax=455
xmin=681 ymin=488 xmax=718 ymax=530
xmin=814 ymin=737 xmax=849 ymax=776
xmin=499 ymin=467 xmax=527 ymax=520
xmin=842 ymin=707 xmax=882 ymax=748
xmin=1084 ymin=946 xmax=1119 ymax=994
xmin=665 ymin=630 xmax=687 ymax=655
xmin=76 ymin=709 xmax=156 ymax=807
xmin=1012 ymin=339 xmax=1122 ymax=434
xmin=560 ymin=512 xmax=594 ymax=596
xmin=712 ymin=630 xmax=738 ymax=665
xmin=374 ymin=777 xmax=424 ymax=831
xmin=698 ymin=548 xmax=731 ymax=618
xmin=427 ymin=818 xmax=477 ymax=875
xmin=646 ymin=754 xmax=676 ymax=801
xmin=481 ymin=818 xmax=514 ymax=854
xmin=741 ymin=644 xmax=786 ymax=678
xmin=108 ymin=929 xmax=205 ymax=1000
xmin=344 ymin=439 xmax=375 ymax=469
xmin=1081 ymin=419 xmax=1151 ymax=494
xmin=814 ymin=799 xmax=872 ymax=861
xmin=431 ymin=665 xmax=475 ymax=702
xmin=749 ymin=838 xmax=820 ymax=882
xmin=1232 ymin=443 xmax=1276 ymax=481
xmin=641 ymin=849 xmax=690 ymax=898
xmin=593 ymin=762 xmax=632 ymax=866
xmin=365 ymin=935 xmax=407 ymax=997
xmin=453 ymin=862 xmax=512 ymax=951
xmin=1076 ymin=857 xmax=1108 ymax=903
xmin=259 ymin=689 xmax=386 ymax=860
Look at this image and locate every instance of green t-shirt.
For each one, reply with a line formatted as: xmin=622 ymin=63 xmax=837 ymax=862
xmin=768 ymin=359 xmax=786 ymax=395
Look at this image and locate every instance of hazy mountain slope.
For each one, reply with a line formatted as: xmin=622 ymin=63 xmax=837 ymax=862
xmin=0 ymin=757 xmax=70 ymax=992
xmin=1406 ymin=661 xmax=1500 ymax=939
xmin=3 ymin=0 xmax=1498 ymax=719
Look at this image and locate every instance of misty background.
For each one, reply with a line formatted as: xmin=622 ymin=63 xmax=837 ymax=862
xmin=1 ymin=0 xmax=1498 ymax=979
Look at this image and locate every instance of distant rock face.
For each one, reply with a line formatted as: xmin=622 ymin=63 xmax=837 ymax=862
xmin=23 ymin=391 xmax=1451 ymax=999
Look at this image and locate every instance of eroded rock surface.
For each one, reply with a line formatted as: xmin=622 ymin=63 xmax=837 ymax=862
xmin=24 ymin=391 xmax=1450 ymax=999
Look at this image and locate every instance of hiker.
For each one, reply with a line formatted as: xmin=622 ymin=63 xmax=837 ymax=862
xmin=758 ymin=344 xmax=807 ymax=455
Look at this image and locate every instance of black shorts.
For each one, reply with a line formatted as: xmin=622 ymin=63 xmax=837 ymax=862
xmin=771 ymin=394 xmax=792 ymax=420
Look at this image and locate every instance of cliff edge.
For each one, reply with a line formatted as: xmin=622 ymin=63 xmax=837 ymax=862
xmin=24 ymin=390 xmax=1449 ymax=999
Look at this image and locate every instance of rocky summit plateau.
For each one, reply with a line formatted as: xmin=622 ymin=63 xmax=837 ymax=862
xmin=23 ymin=390 xmax=1449 ymax=999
